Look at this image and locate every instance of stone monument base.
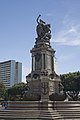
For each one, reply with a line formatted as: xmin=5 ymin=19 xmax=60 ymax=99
xmin=27 ymin=75 xmax=64 ymax=101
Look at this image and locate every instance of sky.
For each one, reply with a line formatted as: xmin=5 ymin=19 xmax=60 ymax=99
xmin=0 ymin=0 xmax=80 ymax=82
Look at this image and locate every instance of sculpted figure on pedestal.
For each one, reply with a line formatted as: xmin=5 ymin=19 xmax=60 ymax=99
xmin=36 ymin=15 xmax=51 ymax=40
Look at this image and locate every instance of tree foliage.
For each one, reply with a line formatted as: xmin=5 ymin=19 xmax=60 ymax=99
xmin=0 ymin=81 xmax=6 ymax=100
xmin=8 ymin=82 xmax=41 ymax=101
xmin=8 ymin=82 xmax=28 ymax=100
xmin=60 ymin=71 xmax=80 ymax=92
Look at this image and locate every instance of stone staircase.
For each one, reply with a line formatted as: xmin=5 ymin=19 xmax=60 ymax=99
xmin=54 ymin=101 xmax=80 ymax=120
xmin=0 ymin=101 xmax=80 ymax=119
xmin=0 ymin=101 xmax=63 ymax=120
xmin=0 ymin=109 xmax=63 ymax=119
xmin=39 ymin=109 xmax=63 ymax=119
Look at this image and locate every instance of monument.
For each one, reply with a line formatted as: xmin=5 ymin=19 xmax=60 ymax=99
xmin=2 ymin=15 xmax=80 ymax=120
xmin=26 ymin=15 xmax=64 ymax=101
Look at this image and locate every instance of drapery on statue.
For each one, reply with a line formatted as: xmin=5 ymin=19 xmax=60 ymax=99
xmin=36 ymin=15 xmax=51 ymax=40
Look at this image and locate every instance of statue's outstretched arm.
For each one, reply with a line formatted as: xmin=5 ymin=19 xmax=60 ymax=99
xmin=36 ymin=14 xmax=41 ymax=24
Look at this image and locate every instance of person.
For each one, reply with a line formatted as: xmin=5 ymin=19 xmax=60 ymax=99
xmin=5 ymin=101 xmax=8 ymax=109
xmin=1 ymin=101 xmax=8 ymax=109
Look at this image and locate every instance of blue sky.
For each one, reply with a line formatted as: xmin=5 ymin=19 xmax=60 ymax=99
xmin=0 ymin=0 xmax=80 ymax=82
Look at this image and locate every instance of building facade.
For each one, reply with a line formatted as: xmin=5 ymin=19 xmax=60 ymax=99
xmin=0 ymin=60 xmax=22 ymax=88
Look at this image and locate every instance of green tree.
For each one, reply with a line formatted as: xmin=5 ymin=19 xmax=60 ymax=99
xmin=8 ymin=82 xmax=28 ymax=100
xmin=60 ymin=71 xmax=80 ymax=92
xmin=0 ymin=81 xmax=6 ymax=100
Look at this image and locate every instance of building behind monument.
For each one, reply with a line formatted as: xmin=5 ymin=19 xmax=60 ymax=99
xmin=0 ymin=60 xmax=22 ymax=88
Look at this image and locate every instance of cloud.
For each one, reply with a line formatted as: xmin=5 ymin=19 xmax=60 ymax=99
xmin=68 ymin=27 xmax=77 ymax=33
xmin=52 ymin=17 xmax=80 ymax=46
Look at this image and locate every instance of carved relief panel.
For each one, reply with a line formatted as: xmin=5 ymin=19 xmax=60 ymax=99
xmin=35 ymin=53 xmax=42 ymax=70
xmin=41 ymin=82 xmax=49 ymax=95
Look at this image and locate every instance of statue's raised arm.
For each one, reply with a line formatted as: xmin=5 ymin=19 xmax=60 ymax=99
xmin=36 ymin=14 xmax=41 ymax=24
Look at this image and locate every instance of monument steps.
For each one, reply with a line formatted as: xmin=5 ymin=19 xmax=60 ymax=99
xmin=54 ymin=101 xmax=80 ymax=119
xmin=1 ymin=101 xmax=80 ymax=119
xmin=39 ymin=110 xmax=63 ymax=119
xmin=0 ymin=110 xmax=63 ymax=119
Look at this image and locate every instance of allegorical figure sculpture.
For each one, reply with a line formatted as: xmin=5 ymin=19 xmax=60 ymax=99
xmin=36 ymin=15 xmax=51 ymax=40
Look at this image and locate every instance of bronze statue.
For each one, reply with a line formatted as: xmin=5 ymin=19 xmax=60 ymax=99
xmin=36 ymin=15 xmax=51 ymax=40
